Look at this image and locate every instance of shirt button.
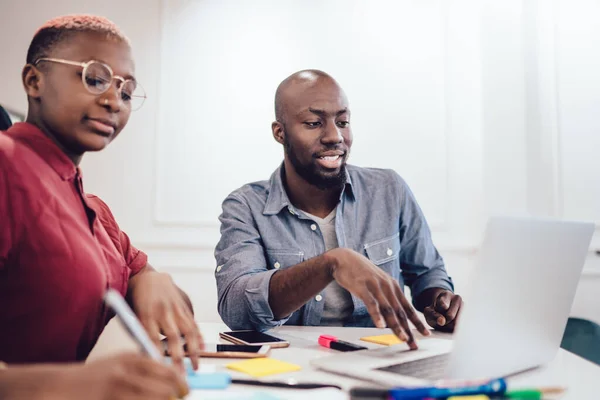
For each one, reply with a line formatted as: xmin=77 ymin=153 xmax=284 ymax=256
xmin=216 ymin=265 xmax=223 ymax=272
xmin=274 ymin=262 xmax=281 ymax=269
xmin=387 ymin=248 xmax=393 ymax=256
xmin=288 ymin=207 xmax=295 ymax=215
xmin=315 ymin=294 xmax=323 ymax=302
xmin=311 ymin=224 xmax=317 ymax=231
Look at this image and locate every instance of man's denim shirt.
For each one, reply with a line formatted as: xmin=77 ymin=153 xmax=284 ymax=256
xmin=214 ymin=164 xmax=454 ymax=331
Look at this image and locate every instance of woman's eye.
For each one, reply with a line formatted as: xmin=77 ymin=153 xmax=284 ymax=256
xmin=85 ymin=76 xmax=109 ymax=88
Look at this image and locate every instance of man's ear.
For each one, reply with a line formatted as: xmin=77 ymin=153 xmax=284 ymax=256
xmin=22 ymin=64 xmax=44 ymax=99
xmin=272 ymin=121 xmax=285 ymax=145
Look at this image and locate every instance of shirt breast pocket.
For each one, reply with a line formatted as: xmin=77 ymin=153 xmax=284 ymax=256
xmin=265 ymin=249 xmax=304 ymax=271
xmin=364 ymin=232 xmax=401 ymax=278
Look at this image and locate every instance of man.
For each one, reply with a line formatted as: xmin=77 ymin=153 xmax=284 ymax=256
xmin=0 ymin=14 xmax=202 ymax=371
xmin=215 ymin=70 xmax=462 ymax=349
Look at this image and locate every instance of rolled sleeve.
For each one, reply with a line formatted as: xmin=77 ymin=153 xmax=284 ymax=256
xmin=394 ymin=173 xmax=454 ymax=303
xmin=215 ymin=194 xmax=290 ymax=331
xmin=118 ymin=230 xmax=148 ymax=275
xmin=86 ymin=194 xmax=148 ymax=275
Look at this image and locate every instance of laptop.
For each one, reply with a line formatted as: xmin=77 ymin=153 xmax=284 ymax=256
xmin=311 ymin=216 xmax=595 ymax=387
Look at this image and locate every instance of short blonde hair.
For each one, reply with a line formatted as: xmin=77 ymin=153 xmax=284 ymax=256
xmin=26 ymin=14 xmax=130 ymax=64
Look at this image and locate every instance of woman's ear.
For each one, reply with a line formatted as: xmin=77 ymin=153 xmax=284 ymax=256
xmin=22 ymin=64 xmax=44 ymax=99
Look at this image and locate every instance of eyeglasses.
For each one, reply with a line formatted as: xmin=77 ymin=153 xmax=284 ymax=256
xmin=34 ymin=58 xmax=147 ymax=111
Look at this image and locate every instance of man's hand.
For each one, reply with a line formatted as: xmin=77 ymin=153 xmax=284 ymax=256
xmin=328 ymin=248 xmax=431 ymax=349
xmin=0 ymin=353 xmax=188 ymax=400
xmin=128 ymin=270 xmax=204 ymax=371
xmin=421 ymin=289 xmax=463 ymax=332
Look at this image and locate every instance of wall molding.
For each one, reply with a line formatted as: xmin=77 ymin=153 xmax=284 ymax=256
xmin=150 ymin=0 xmax=455 ymax=232
xmin=523 ymin=0 xmax=563 ymax=219
xmin=138 ymin=240 xmax=480 ymax=254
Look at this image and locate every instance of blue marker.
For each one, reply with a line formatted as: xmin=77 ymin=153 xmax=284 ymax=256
xmin=388 ymin=378 xmax=507 ymax=399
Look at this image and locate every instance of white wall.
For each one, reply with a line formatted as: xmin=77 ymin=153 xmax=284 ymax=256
xmin=553 ymin=0 xmax=600 ymax=320
xmin=1 ymin=0 xmax=599 ymax=324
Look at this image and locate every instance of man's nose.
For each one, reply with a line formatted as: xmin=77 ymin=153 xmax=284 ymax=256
xmin=321 ymin=121 xmax=343 ymax=144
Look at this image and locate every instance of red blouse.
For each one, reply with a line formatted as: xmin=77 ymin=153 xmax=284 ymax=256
xmin=0 ymin=122 xmax=147 ymax=363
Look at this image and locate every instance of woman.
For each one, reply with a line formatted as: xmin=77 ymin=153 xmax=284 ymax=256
xmin=0 ymin=13 xmax=202 ymax=384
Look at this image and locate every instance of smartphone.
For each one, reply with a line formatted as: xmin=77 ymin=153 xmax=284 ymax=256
xmin=161 ymin=339 xmax=271 ymax=358
xmin=200 ymin=343 xmax=270 ymax=358
xmin=219 ymin=330 xmax=290 ymax=348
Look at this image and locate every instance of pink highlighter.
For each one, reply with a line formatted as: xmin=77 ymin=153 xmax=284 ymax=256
xmin=318 ymin=334 xmax=368 ymax=352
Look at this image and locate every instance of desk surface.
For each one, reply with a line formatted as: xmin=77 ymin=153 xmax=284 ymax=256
xmin=89 ymin=320 xmax=600 ymax=399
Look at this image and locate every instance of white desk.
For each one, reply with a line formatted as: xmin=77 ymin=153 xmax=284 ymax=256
xmin=90 ymin=321 xmax=600 ymax=399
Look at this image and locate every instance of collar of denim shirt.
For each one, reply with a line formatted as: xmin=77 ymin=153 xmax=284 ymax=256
xmin=262 ymin=162 xmax=356 ymax=216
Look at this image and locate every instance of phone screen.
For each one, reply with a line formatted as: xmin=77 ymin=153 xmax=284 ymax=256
xmin=224 ymin=330 xmax=285 ymax=343
xmin=207 ymin=344 xmax=263 ymax=353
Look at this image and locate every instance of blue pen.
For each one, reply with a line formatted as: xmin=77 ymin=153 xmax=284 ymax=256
xmin=388 ymin=378 xmax=507 ymax=399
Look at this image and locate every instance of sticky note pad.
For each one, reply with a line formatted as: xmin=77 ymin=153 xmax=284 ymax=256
xmin=186 ymin=372 xmax=231 ymax=389
xmin=360 ymin=334 xmax=404 ymax=346
xmin=226 ymin=358 xmax=301 ymax=377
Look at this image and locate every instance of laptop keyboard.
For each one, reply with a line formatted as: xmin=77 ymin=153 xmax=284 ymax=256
xmin=376 ymin=353 xmax=451 ymax=380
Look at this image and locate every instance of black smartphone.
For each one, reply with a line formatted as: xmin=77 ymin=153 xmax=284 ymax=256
xmin=219 ymin=330 xmax=290 ymax=348
xmin=161 ymin=338 xmax=271 ymax=358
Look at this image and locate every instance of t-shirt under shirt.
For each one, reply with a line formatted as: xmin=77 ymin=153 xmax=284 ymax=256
xmin=302 ymin=207 xmax=354 ymax=326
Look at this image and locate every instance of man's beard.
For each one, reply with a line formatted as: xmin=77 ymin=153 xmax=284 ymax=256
xmin=284 ymin=136 xmax=347 ymax=191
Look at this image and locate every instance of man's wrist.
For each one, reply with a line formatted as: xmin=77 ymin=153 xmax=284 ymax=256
xmin=323 ymin=248 xmax=342 ymax=280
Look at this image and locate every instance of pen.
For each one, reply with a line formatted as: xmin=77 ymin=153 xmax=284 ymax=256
xmin=349 ymin=386 xmax=389 ymax=399
xmin=388 ymin=378 xmax=507 ymax=399
xmin=103 ymin=289 xmax=164 ymax=360
xmin=503 ymin=387 xmax=566 ymax=399
xmin=103 ymin=289 xmax=190 ymax=398
xmin=231 ymin=378 xmax=342 ymax=390
xmin=318 ymin=334 xmax=368 ymax=352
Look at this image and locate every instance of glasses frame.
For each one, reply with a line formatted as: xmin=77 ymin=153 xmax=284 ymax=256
xmin=33 ymin=57 xmax=147 ymax=111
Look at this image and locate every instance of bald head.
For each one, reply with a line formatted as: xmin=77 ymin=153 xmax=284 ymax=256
xmin=274 ymin=69 xmax=346 ymax=124
xmin=270 ymin=69 xmax=352 ymax=190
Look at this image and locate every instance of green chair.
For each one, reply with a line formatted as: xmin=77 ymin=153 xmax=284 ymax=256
xmin=560 ymin=317 xmax=600 ymax=366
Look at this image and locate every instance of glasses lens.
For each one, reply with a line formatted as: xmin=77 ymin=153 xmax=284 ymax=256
xmin=122 ymin=80 xmax=147 ymax=111
xmin=84 ymin=62 xmax=112 ymax=94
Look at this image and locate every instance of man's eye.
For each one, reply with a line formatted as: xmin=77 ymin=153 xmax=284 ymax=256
xmin=304 ymin=121 xmax=321 ymax=128
xmin=337 ymin=121 xmax=350 ymax=128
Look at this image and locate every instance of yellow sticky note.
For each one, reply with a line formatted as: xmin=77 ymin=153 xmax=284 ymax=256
xmin=226 ymin=358 xmax=301 ymax=378
xmin=448 ymin=396 xmax=490 ymax=400
xmin=360 ymin=334 xmax=404 ymax=346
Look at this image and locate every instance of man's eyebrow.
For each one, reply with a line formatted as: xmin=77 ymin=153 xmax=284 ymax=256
xmin=307 ymin=107 xmax=348 ymax=117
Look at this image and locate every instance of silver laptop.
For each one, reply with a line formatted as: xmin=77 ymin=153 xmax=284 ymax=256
xmin=311 ymin=216 xmax=594 ymax=386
